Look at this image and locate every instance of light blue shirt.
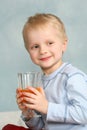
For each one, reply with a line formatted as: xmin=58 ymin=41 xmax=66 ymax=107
xmin=24 ymin=62 xmax=87 ymax=130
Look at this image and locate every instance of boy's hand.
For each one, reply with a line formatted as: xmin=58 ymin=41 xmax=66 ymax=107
xmin=22 ymin=87 xmax=48 ymax=114
xmin=16 ymin=88 xmax=28 ymax=112
xmin=16 ymin=88 xmax=38 ymax=119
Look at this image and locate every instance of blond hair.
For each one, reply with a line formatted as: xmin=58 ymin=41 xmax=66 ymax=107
xmin=23 ymin=13 xmax=67 ymax=48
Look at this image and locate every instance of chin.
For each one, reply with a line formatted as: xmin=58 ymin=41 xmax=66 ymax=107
xmin=41 ymin=65 xmax=53 ymax=70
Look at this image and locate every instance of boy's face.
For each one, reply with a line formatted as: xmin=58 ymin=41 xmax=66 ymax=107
xmin=24 ymin=25 xmax=67 ymax=74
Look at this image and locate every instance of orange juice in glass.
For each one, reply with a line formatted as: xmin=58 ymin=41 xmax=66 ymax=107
xmin=20 ymin=87 xmax=42 ymax=94
xmin=17 ymin=72 xmax=42 ymax=117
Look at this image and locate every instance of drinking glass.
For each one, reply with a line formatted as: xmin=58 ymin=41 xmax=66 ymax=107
xmin=17 ymin=72 xmax=43 ymax=118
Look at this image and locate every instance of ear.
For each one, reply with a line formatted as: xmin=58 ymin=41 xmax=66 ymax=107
xmin=62 ymin=38 xmax=68 ymax=53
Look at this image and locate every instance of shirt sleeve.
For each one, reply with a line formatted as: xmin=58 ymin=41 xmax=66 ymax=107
xmin=47 ymin=74 xmax=87 ymax=124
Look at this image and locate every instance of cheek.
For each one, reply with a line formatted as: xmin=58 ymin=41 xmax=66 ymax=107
xmin=58 ymin=44 xmax=65 ymax=53
xmin=53 ymin=46 xmax=63 ymax=59
xmin=29 ymin=52 xmax=38 ymax=63
xmin=54 ymin=45 xmax=63 ymax=54
xmin=30 ymin=53 xmax=35 ymax=60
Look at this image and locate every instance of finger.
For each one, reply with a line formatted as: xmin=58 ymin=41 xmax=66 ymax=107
xmin=16 ymin=90 xmax=23 ymax=99
xmin=23 ymin=102 xmax=35 ymax=110
xmin=18 ymin=103 xmax=27 ymax=110
xmin=23 ymin=96 xmax=35 ymax=104
xmin=38 ymin=87 xmax=45 ymax=96
xmin=16 ymin=95 xmax=24 ymax=105
xmin=16 ymin=88 xmax=22 ymax=93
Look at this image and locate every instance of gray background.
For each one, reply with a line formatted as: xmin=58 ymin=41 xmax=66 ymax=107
xmin=0 ymin=0 xmax=87 ymax=112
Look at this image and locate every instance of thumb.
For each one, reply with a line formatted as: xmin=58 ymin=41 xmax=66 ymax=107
xmin=38 ymin=87 xmax=45 ymax=96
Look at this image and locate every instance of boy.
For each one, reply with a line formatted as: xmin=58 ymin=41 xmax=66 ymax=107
xmin=16 ymin=13 xmax=87 ymax=130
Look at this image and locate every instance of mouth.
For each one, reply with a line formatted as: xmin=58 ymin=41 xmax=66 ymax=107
xmin=40 ymin=56 xmax=52 ymax=61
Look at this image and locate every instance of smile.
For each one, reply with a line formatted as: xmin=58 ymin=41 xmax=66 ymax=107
xmin=40 ymin=56 xmax=52 ymax=61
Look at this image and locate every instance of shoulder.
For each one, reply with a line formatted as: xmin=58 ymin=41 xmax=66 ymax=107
xmin=62 ymin=63 xmax=87 ymax=94
xmin=61 ymin=62 xmax=87 ymax=80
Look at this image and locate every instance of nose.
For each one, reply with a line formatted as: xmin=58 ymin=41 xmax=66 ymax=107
xmin=39 ymin=45 xmax=47 ymax=55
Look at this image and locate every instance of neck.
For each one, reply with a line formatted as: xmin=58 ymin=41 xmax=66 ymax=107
xmin=41 ymin=60 xmax=63 ymax=75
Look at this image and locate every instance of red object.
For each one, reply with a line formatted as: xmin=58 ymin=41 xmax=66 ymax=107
xmin=2 ymin=124 xmax=30 ymax=130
